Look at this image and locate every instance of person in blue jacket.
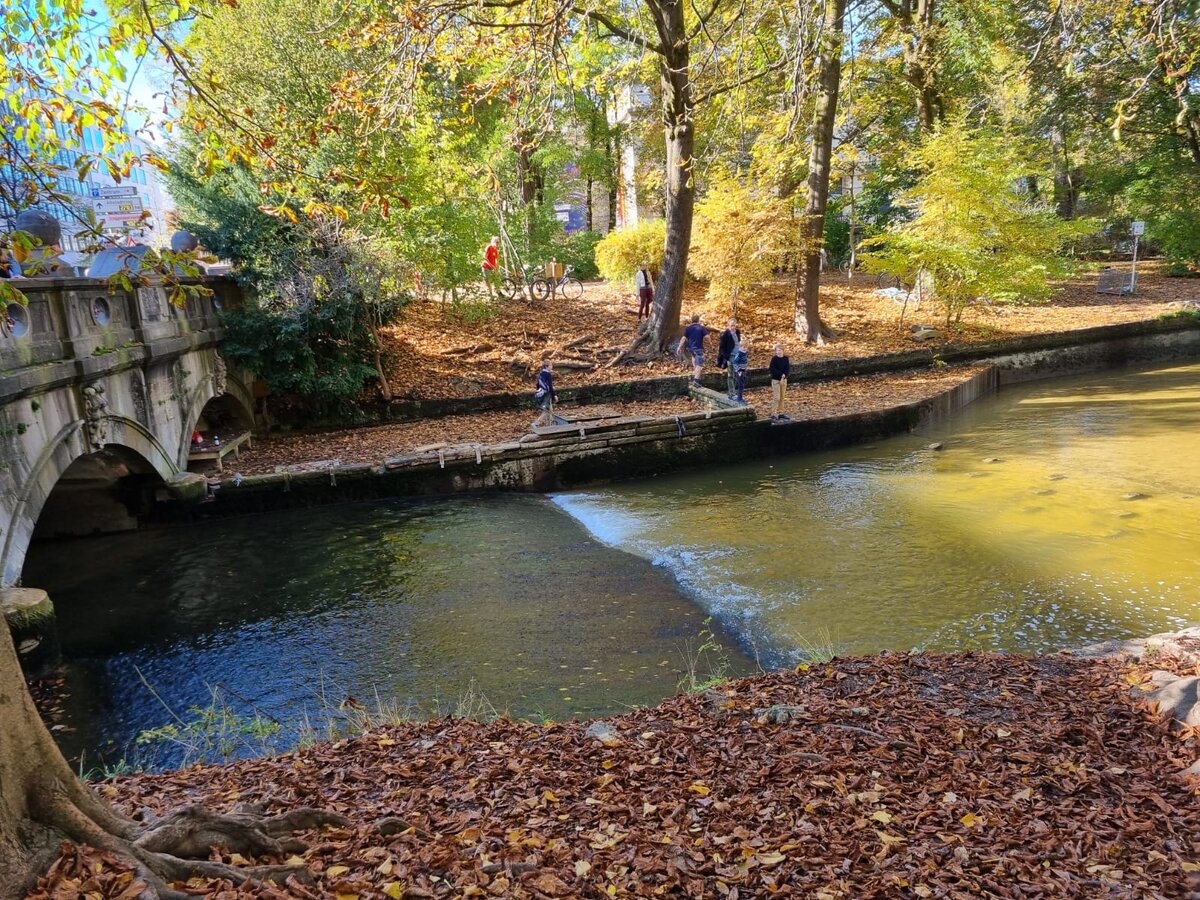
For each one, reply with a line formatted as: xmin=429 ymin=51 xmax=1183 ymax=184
xmin=533 ymin=360 xmax=558 ymax=427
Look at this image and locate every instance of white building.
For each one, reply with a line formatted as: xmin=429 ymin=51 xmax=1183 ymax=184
xmin=607 ymin=84 xmax=653 ymax=230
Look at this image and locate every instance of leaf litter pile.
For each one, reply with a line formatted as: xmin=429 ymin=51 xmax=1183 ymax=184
xmin=381 ymin=263 xmax=1200 ymax=402
xmin=33 ymin=652 xmax=1200 ymax=898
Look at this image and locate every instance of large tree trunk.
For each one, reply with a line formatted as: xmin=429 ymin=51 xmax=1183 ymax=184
xmin=891 ymin=0 xmax=942 ymax=133
xmin=631 ymin=2 xmax=694 ymax=358
xmin=515 ymin=132 xmax=541 ymax=242
xmin=0 ymin=617 xmax=345 ymax=898
xmin=795 ymin=0 xmax=846 ymax=344
xmin=1052 ymin=129 xmax=1083 ymax=219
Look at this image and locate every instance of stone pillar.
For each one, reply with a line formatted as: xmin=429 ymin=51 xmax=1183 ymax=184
xmin=1 ymin=587 xmax=59 ymax=671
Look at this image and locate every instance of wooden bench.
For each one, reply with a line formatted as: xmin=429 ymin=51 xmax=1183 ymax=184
xmin=188 ymin=430 xmax=253 ymax=471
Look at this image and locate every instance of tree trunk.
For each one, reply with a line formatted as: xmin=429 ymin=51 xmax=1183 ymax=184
xmin=640 ymin=3 xmax=695 ymax=356
xmin=373 ymin=338 xmax=393 ymax=403
xmin=515 ymin=133 xmax=540 ymax=242
xmin=0 ymin=616 xmax=346 ymax=898
xmin=1053 ymin=146 xmax=1083 ymax=220
xmin=795 ymin=0 xmax=846 ymax=344
xmin=587 ymin=177 xmax=594 ymax=232
xmin=895 ymin=0 xmax=942 ymax=133
xmin=607 ymin=127 xmax=618 ymax=231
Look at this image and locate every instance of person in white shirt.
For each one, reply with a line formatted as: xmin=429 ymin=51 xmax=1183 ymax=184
xmin=635 ymin=262 xmax=654 ymax=321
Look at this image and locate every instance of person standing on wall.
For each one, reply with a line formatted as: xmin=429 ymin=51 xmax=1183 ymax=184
xmin=717 ymin=317 xmax=741 ymax=400
xmin=635 ymin=261 xmax=655 ymax=321
xmin=731 ymin=339 xmax=751 ymax=404
xmin=769 ymin=343 xmax=791 ymax=422
xmin=676 ymin=314 xmax=709 ymax=387
xmin=533 ymin=360 xmax=559 ymax=427
xmin=481 ymin=237 xmax=500 ymax=297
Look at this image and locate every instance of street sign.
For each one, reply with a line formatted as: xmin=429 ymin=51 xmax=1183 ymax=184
xmin=92 ymin=185 xmax=144 ymax=226
xmin=1131 ymin=220 xmax=1145 ymax=236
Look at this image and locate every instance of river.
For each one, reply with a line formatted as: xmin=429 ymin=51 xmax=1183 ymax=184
xmin=23 ymin=360 xmax=1200 ymax=767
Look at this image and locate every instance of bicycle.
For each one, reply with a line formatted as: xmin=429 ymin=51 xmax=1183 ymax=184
xmin=533 ymin=264 xmax=583 ymax=300
xmin=498 ymin=264 xmax=551 ymax=302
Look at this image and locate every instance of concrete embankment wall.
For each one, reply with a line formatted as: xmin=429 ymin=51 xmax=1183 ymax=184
xmin=166 ymin=316 xmax=1200 ymax=519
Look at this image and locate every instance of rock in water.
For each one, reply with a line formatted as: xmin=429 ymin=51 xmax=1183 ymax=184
xmin=983 ymin=457 xmax=1003 ymax=464
xmin=926 ymin=442 xmax=945 ymax=451
xmin=1122 ymin=491 xmax=1148 ymax=501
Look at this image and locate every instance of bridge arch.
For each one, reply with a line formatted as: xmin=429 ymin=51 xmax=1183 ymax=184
xmin=1 ymin=417 xmax=176 ymax=587
xmin=177 ymin=360 xmax=256 ymax=471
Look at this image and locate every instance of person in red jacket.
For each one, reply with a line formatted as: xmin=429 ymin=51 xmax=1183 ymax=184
xmin=481 ymin=237 xmax=500 ymax=296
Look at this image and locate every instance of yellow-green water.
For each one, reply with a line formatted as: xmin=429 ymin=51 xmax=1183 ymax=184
xmin=553 ymin=361 xmax=1200 ymax=662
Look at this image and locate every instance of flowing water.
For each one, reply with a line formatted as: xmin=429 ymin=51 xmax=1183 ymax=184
xmin=24 ymin=497 xmax=747 ymax=767
xmin=555 ymin=361 xmax=1200 ymax=663
xmin=22 ymin=360 xmax=1200 ymax=766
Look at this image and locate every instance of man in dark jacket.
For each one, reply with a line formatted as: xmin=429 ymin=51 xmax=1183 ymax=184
xmin=717 ymin=318 xmax=741 ymax=399
xmin=769 ymin=343 xmax=791 ymax=422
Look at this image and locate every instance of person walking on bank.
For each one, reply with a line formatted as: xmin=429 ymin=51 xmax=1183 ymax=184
xmin=635 ymin=262 xmax=655 ymax=321
xmin=717 ymin=317 xmax=741 ymax=400
xmin=533 ymin=360 xmax=559 ymax=427
xmin=676 ymin=313 xmax=709 ymax=387
xmin=731 ymin=340 xmax=751 ymax=404
xmin=769 ymin=343 xmax=791 ymax=422
xmin=481 ymin=237 xmax=500 ymax=297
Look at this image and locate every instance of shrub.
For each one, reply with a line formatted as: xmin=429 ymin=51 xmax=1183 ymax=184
xmin=862 ymin=119 xmax=1093 ymax=324
xmin=689 ymin=181 xmax=794 ymax=311
xmin=218 ymin=221 xmax=408 ymax=421
xmin=594 ymin=220 xmax=666 ymax=282
xmin=548 ymin=230 xmax=603 ymax=280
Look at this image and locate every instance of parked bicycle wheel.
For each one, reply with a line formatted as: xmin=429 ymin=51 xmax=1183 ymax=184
xmin=560 ymin=278 xmax=583 ymax=301
xmin=876 ymin=273 xmax=901 ymax=290
xmin=530 ymin=278 xmax=552 ymax=302
xmin=498 ymin=275 xmax=522 ymax=301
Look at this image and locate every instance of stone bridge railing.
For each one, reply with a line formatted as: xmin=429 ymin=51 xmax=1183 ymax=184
xmin=0 ymin=275 xmax=248 ymax=587
xmin=0 ymin=276 xmax=237 ymax=384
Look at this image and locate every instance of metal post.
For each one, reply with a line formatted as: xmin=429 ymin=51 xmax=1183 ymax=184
xmin=1131 ymin=235 xmax=1139 ymax=293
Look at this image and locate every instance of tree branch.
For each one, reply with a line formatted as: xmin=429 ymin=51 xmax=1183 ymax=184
xmin=571 ymin=4 xmax=665 ymax=54
xmin=693 ymin=56 xmax=789 ymax=105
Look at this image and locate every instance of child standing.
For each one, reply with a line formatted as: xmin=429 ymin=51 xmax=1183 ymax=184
xmin=769 ymin=343 xmax=791 ymax=422
xmin=533 ymin=361 xmax=558 ymax=427
xmin=731 ymin=340 xmax=750 ymax=404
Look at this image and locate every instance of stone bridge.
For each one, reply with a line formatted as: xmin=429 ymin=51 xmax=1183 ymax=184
xmin=0 ymin=277 xmax=250 ymax=587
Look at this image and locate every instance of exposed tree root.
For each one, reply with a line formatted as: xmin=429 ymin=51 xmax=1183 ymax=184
xmin=606 ymin=321 xmax=677 ymax=368
xmin=30 ymin=785 xmax=346 ymax=898
xmin=797 ymin=318 xmax=839 ymax=346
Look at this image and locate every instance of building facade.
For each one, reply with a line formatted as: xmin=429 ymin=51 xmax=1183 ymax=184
xmin=1 ymin=123 xmax=174 ymax=253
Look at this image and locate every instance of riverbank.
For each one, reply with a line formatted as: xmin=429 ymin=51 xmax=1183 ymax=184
xmin=30 ymin=649 xmax=1200 ymax=898
xmin=222 ymin=366 xmax=991 ymax=476
xmin=376 ymin=263 xmax=1200 ymax=402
